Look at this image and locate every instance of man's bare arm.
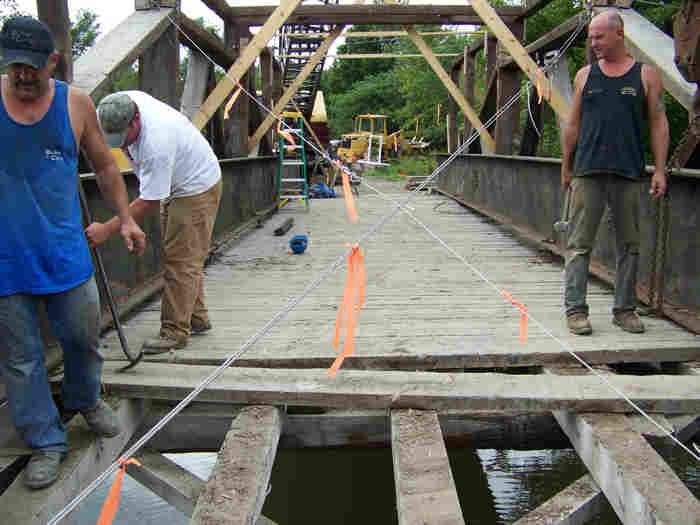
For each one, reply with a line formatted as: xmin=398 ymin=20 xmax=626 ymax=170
xmin=560 ymin=66 xmax=589 ymax=189
xmin=74 ymin=88 xmax=146 ymax=254
xmin=642 ymin=64 xmax=670 ymax=198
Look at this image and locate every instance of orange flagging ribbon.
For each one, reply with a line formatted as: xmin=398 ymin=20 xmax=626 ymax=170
xmin=535 ymin=70 xmax=551 ymax=104
xmin=501 ymin=290 xmax=528 ymax=344
xmin=277 ymin=117 xmax=298 ymax=152
xmin=336 ymin=160 xmax=358 ymax=222
xmin=329 ymin=245 xmax=366 ymax=377
xmin=97 ymin=457 xmax=142 ymax=525
xmin=223 ymin=84 xmax=243 ymax=120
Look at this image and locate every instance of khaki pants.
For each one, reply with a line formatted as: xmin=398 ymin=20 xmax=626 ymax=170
xmin=564 ymin=174 xmax=641 ymax=316
xmin=160 ymin=179 xmax=222 ymax=340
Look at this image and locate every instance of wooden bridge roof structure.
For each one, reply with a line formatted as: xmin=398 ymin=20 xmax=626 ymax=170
xmin=1 ymin=1 xmax=699 ymax=524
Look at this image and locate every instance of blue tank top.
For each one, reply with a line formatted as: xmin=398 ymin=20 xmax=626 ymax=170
xmin=0 ymin=79 xmax=93 ymax=295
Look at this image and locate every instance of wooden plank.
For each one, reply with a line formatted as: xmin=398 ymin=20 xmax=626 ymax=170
xmin=176 ymin=12 xmax=235 ymax=70
xmin=73 ymin=8 xmax=174 ymax=99
xmin=499 ymin=12 xmax=588 ymax=69
xmin=595 ymin=7 xmax=696 ymax=111
xmin=128 ymin=450 xmax=205 ymax=517
xmin=190 ymin=406 xmax=282 ymax=525
xmin=285 ymin=30 xmax=484 ymax=39
xmin=217 ymin=5 xmax=522 ymax=26
xmin=469 ymin=0 xmax=571 ymax=123
xmin=248 ymin=25 xmax=345 ymax=154
xmin=97 ymin=363 xmax=700 ymax=413
xmin=404 ymin=26 xmax=495 ymax=153
xmin=289 ymin=53 xmax=461 ymax=59
xmin=391 ymin=410 xmax=464 ymax=525
xmin=0 ymin=398 xmax=150 ymax=523
xmin=512 ymin=475 xmax=604 ymax=525
xmin=553 ymin=410 xmax=700 ymax=524
xmin=191 ymin=0 xmax=303 ymax=131
xmin=181 ymin=50 xmax=211 ymax=120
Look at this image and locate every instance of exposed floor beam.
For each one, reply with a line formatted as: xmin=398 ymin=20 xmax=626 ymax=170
xmin=391 ymin=410 xmax=465 ymax=525
xmin=190 ymin=406 xmax=282 ymax=525
xmin=512 ymin=475 xmax=604 ymax=525
xmin=135 ymin=403 xmax=570 ymax=452
xmin=128 ymin=450 xmax=204 ymax=517
xmin=192 ymin=0 xmax=303 ymax=131
xmin=98 ymin=362 xmax=700 ymax=414
xmin=0 ymin=398 xmax=150 ymax=523
xmin=404 ymin=25 xmax=495 ymax=153
xmin=546 ymin=367 xmax=700 ymax=525
xmin=248 ymin=25 xmax=345 ymax=154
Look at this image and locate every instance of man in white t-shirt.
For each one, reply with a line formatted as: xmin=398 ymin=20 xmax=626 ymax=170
xmin=89 ymin=91 xmax=222 ymax=353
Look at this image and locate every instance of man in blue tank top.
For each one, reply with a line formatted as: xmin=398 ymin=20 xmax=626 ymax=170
xmin=561 ymin=11 xmax=669 ymax=335
xmin=0 ymin=17 xmax=146 ymax=489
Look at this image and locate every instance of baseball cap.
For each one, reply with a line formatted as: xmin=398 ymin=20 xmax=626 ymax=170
xmin=0 ymin=16 xmax=55 ymax=70
xmin=98 ymin=93 xmax=137 ymax=148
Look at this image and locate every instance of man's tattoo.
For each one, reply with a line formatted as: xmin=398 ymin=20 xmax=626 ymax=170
xmin=655 ymin=98 xmax=666 ymax=113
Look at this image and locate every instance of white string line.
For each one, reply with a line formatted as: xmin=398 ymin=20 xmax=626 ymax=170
xmin=170 ymin=7 xmax=700 ymax=457
xmin=47 ymin=13 xmax=693 ymax=523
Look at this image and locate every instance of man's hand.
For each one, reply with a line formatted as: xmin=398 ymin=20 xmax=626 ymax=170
xmin=119 ymin=218 xmax=146 ymax=256
xmin=561 ymin=165 xmax=573 ymax=192
xmin=85 ymin=222 xmax=112 ymax=249
xmin=649 ymin=169 xmax=667 ymax=200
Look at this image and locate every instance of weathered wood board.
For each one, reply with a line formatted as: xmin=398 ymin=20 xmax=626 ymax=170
xmin=101 ymin=181 xmax=700 ymax=371
xmin=95 ymin=363 xmax=700 ymax=413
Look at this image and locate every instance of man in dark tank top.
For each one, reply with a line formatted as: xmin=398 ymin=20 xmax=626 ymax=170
xmin=560 ymin=11 xmax=669 ymax=335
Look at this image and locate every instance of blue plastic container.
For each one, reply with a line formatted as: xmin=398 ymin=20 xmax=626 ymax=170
xmin=289 ymin=235 xmax=308 ymax=254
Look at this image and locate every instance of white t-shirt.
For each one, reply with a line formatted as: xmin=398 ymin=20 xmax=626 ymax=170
xmin=124 ymin=91 xmax=221 ymax=202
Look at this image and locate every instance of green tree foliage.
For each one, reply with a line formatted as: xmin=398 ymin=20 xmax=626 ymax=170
xmin=71 ymin=9 xmax=100 ymax=59
xmin=325 ymin=24 xmax=476 ymax=149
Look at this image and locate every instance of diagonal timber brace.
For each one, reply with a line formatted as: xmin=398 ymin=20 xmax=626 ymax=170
xmin=403 ymin=25 xmax=495 ymax=153
xmin=191 ymin=0 xmax=303 ymax=131
xmin=469 ymin=0 xmax=572 ymax=124
xmin=248 ymin=25 xmax=346 ymax=154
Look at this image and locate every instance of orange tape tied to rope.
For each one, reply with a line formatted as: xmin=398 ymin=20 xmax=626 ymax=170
xmin=277 ymin=117 xmax=297 ymax=152
xmin=97 ymin=457 xmax=142 ymax=525
xmin=329 ymin=244 xmax=365 ymax=377
xmin=501 ymin=290 xmax=528 ymax=344
xmin=336 ymin=160 xmax=358 ymax=222
xmin=223 ymin=84 xmax=243 ymax=120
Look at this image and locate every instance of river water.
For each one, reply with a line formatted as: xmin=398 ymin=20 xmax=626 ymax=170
xmin=72 ymin=439 xmax=698 ymax=524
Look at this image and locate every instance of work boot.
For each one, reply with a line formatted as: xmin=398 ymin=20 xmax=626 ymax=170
xmin=191 ymin=321 xmax=212 ymax=335
xmin=613 ymin=310 xmax=645 ymax=333
xmin=567 ymin=313 xmax=592 ymax=335
xmin=24 ymin=450 xmax=65 ymax=489
xmin=142 ymin=334 xmax=187 ymax=354
xmin=81 ymin=399 xmax=121 ymax=438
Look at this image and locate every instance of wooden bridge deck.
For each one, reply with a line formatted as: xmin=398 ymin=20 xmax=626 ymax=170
xmin=102 ymin=179 xmax=700 ymax=372
xmin=2 ymin=179 xmax=699 ymax=525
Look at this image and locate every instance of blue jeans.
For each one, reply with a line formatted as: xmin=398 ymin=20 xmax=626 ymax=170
xmin=0 ymin=276 xmax=103 ymax=452
xmin=564 ymin=175 xmax=641 ymax=317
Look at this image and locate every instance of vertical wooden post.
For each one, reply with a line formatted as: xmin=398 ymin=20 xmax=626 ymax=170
xmin=447 ymin=67 xmax=459 ymax=153
xmin=139 ymin=25 xmax=180 ymax=108
xmin=37 ymin=0 xmax=72 ymax=83
xmin=495 ymin=21 xmax=523 ymax=155
xmin=223 ymin=24 xmax=249 ymax=157
xmin=260 ymin=50 xmax=273 ymax=153
xmin=464 ymin=50 xmax=475 ymax=145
